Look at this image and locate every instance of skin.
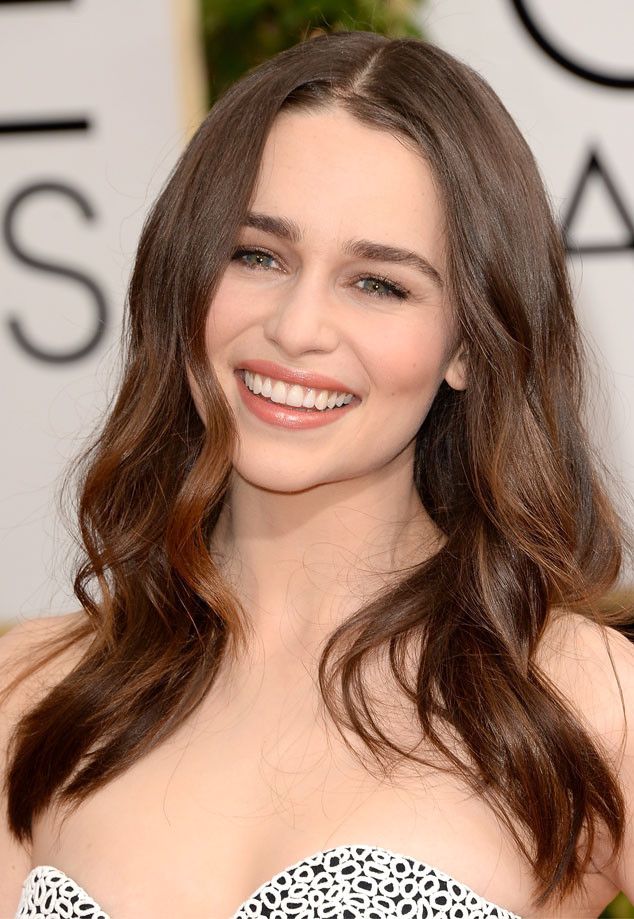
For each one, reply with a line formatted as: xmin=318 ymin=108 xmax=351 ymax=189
xmin=191 ymin=105 xmax=468 ymax=662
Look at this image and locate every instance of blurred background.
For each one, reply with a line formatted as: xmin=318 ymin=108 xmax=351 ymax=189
xmin=1 ymin=1 xmax=633 ymax=914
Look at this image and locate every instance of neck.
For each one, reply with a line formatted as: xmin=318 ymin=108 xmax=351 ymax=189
xmin=210 ymin=458 xmax=443 ymax=657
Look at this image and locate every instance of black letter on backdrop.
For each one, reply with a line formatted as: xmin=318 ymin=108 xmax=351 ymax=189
xmin=510 ymin=0 xmax=634 ymax=89
xmin=3 ymin=181 xmax=108 ymax=363
xmin=563 ymin=150 xmax=634 ymax=256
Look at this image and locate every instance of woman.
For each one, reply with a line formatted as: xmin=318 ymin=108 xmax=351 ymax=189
xmin=2 ymin=30 xmax=633 ymax=919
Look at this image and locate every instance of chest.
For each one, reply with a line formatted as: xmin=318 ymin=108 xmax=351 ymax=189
xmin=29 ymin=671 xmax=614 ymax=919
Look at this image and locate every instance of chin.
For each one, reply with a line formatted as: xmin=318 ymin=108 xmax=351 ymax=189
xmin=232 ymin=451 xmax=352 ymax=493
xmin=234 ymin=470 xmax=321 ymax=495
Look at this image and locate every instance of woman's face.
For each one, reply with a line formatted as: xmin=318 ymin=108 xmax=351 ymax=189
xmin=200 ymin=106 xmax=466 ymax=492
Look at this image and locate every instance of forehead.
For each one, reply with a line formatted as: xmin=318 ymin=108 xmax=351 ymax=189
xmin=250 ymin=107 xmax=444 ymax=262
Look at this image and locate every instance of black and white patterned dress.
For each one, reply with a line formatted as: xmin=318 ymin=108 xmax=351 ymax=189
xmin=17 ymin=843 xmax=522 ymax=918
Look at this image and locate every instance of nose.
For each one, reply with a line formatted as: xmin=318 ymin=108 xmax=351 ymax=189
xmin=262 ymin=268 xmax=340 ymax=357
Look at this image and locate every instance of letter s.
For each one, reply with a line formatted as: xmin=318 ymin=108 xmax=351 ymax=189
xmin=3 ymin=181 xmax=108 ymax=363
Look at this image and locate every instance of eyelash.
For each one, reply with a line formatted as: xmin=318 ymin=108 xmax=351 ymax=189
xmin=230 ymin=247 xmax=410 ymax=301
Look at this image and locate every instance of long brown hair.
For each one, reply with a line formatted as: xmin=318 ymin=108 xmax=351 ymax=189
xmin=3 ymin=31 xmax=633 ymax=911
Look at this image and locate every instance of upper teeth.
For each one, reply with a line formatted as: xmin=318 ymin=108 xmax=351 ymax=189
xmin=243 ymin=370 xmax=355 ymax=410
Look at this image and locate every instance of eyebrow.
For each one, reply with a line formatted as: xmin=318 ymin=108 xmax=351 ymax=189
xmin=242 ymin=211 xmax=444 ymax=289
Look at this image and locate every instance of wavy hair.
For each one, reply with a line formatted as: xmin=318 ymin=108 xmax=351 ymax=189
xmin=3 ymin=31 xmax=633 ymax=912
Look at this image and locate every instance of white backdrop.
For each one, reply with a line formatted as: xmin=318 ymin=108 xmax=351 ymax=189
xmin=425 ymin=0 xmax=634 ymax=582
xmin=0 ymin=0 xmax=205 ymax=625
xmin=1 ymin=1 xmax=632 ymax=627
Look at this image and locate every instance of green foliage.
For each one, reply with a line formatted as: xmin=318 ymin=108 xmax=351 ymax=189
xmin=601 ymin=891 xmax=634 ymax=918
xmin=200 ymin=0 xmax=424 ymax=105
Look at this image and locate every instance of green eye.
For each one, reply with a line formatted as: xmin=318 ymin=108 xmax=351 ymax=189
xmin=356 ymin=276 xmax=408 ymax=300
xmin=232 ymin=247 xmax=277 ymax=270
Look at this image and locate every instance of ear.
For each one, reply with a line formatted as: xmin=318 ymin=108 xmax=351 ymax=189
xmin=443 ymin=342 xmax=467 ymax=391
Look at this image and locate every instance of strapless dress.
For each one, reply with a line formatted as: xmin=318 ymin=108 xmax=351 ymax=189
xmin=16 ymin=843 xmax=522 ymax=918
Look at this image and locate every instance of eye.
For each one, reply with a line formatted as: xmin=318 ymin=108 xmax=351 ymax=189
xmin=231 ymin=247 xmax=280 ymax=271
xmin=354 ymin=276 xmax=409 ymax=300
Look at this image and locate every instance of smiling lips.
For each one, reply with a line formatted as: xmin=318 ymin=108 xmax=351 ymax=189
xmin=235 ymin=369 xmax=359 ymax=430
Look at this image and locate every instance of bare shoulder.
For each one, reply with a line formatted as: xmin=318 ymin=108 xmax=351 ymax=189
xmin=0 ymin=611 xmax=91 ymax=914
xmin=536 ymin=611 xmax=634 ymax=741
xmin=535 ymin=610 xmax=634 ymax=900
xmin=0 ymin=610 xmax=88 ymax=711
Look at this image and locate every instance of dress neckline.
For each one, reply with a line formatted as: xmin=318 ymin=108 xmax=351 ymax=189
xmin=25 ymin=842 xmax=523 ymax=918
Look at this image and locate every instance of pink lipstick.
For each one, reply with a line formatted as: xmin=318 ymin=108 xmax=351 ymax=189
xmin=234 ymin=369 xmax=359 ymax=430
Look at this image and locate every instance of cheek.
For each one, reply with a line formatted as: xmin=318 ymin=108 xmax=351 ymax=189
xmin=203 ymin=277 xmax=268 ymax=374
xmin=204 ymin=285 xmax=240 ymax=355
xmin=365 ymin=320 xmax=450 ymax=401
xmin=188 ymin=282 xmax=243 ymax=421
